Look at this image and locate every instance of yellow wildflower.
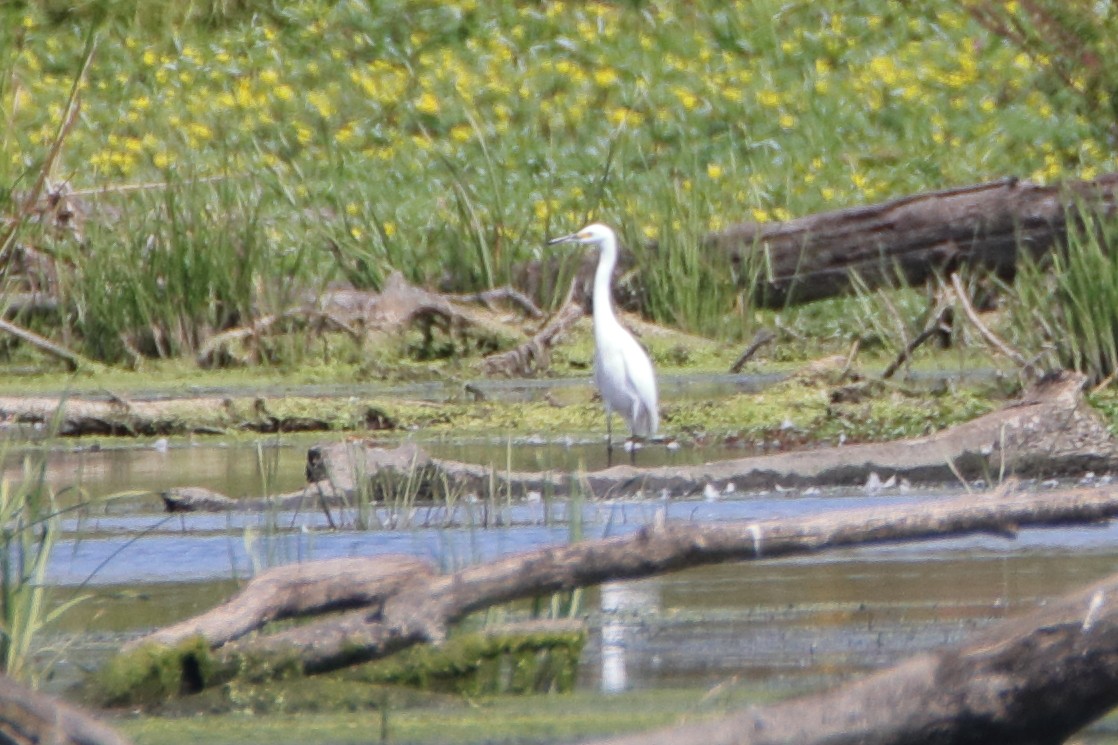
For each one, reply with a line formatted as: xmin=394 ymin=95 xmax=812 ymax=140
xmin=594 ymin=67 xmax=618 ymax=87
xmin=415 ymin=91 xmax=440 ymax=115
xmin=308 ymin=90 xmax=334 ymax=118
xmin=450 ymin=123 xmax=472 ymax=142
xmin=757 ymin=89 xmax=780 ymax=108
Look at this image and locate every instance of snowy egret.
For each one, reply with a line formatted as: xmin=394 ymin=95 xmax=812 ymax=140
xmin=548 ymin=223 xmax=659 ymax=464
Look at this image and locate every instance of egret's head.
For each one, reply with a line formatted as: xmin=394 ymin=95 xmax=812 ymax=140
xmin=547 ymin=223 xmax=615 ymax=246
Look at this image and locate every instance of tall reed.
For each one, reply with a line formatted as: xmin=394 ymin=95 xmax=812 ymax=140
xmin=1008 ymin=208 xmax=1118 ymax=381
xmin=0 ymin=447 xmax=85 ymax=685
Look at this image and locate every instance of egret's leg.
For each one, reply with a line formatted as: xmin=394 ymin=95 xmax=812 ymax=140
xmin=628 ymin=400 xmax=641 ymax=467
xmin=605 ymin=412 xmax=613 ymax=467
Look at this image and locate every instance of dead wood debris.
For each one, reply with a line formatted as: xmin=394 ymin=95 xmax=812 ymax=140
xmin=950 ymin=271 xmax=1039 ymax=378
xmin=729 ymin=328 xmax=776 ymax=373
xmin=881 ymin=304 xmax=954 ymax=380
xmin=478 ymin=299 xmax=585 ymax=377
xmin=196 ymin=271 xmax=534 ymax=369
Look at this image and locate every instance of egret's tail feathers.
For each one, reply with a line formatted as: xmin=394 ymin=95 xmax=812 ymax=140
xmin=631 ymin=405 xmax=658 ymax=438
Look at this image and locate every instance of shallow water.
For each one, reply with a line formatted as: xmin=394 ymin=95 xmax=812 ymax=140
xmin=5 ymin=369 xmax=1114 ymax=740
xmin=40 ymin=481 xmax=1118 ymax=700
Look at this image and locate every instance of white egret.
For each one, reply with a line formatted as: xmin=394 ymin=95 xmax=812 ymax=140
xmin=548 ymin=223 xmax=659 ymax=463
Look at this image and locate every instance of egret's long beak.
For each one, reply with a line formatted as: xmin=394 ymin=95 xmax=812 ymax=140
xmin=547 ymin=233 xmax=578 ymax=245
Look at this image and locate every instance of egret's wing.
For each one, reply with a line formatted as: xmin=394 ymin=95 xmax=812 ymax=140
xmin=618 ymin=332 xmax=659 ymax=436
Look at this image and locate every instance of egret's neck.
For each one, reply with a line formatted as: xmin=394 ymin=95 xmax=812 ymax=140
xmin=592 ymin=235 xmax=619 ymax=327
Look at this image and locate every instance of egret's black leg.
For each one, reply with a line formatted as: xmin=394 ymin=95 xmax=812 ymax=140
xmin=606 ymin=415 xmax=614 ymax=468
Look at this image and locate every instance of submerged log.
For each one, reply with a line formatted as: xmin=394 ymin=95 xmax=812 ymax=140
xmin=584 ymin=568 xmax=1118 ymax=745
xmin=0 ymin=394 xmax=341 ymax=437
xmin=307 ymin=370 xmax=1115 ymax=501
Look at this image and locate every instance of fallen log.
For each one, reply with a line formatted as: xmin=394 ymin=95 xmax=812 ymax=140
xmin=123 ymin=556 xmax=434 ymax=652
xmin=704 ymin=173 xmax=1118 ymax=308
xmin=582 ymin=568 xmax=1118 ymax=745
xmin=306 ymin=370 xmax=1115 ymax=501
xmin=0 ymin=673 xmax=131 ymax=745
xmin=115 ymin=483 xmax=1118 ymax=697
xmin=479 ymin=298 xmax=585 ymax=377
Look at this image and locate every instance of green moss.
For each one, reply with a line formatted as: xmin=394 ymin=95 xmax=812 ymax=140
xmin=353 ymin=626 xmax=587 ymax=696
xmin=94 ymin=636 xmax=214 ymax=708
xmin=662 ymin=376 xmax=1004 ymax=447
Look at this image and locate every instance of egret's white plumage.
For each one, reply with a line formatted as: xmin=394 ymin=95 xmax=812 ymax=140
xmin=548 ymin=223 xmax=659 ymax=456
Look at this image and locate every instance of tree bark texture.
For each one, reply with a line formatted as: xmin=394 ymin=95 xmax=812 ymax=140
xmin=696 ymin=173 xmax=1118 ymax=308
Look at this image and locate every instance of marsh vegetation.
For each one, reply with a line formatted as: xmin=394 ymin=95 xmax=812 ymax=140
xmin=5 ymin=0 xmax=1118 ymax=743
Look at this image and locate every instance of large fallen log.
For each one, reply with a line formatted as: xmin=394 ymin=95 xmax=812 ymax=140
xmin=583 ymin=568 xmax=1118 ymax=745
xmin=703 ymin=173 xmax=1118 ymax=307
xmin=303 ymin=370 xmax=1115 ymax=502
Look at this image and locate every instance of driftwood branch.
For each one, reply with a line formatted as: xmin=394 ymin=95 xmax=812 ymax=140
xmin=115 ymin=478 xmax=1118 ymax=745
xmin=448 ymin=285 xmax=544 ymax=318
xmin=584 ymin=567 xmax=1118 ymax=745
xmin=123 ymin=556 xmax=434 ymax=652
xmin=729 ymin=328 xmax=776 ymax=373
xmin=0 ymin=395 xmax=330 ymax=437
xmin=0 ymin=318 xmax=96 ymax=372
xmin=881 ymin=305 xmax=954 ymax=380
xmin=479 ymin=298 xmax=585 ymax=377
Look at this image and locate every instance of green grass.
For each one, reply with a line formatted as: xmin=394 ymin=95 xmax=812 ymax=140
xmin=114 ymin=685 xmax=781 ymax=745
xmin=2 ymin=0 xmax=1117 ymax=368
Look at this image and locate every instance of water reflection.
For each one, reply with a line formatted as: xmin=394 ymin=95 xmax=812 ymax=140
xmin=600 ymin=579 xmax=663 ymax=693
xmin=1 ymin=439 xmax=311 ymax=506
